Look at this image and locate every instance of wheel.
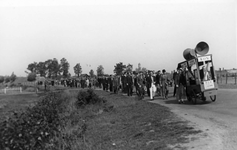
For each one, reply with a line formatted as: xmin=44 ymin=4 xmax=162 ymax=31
xmin=191 ymin=90 xmax=197 ymax=104
xmin=210 ymin=95 xmax=216 ymax=102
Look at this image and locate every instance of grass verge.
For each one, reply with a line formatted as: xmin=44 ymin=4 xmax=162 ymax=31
xmin=0 ymin=89 xmax=202 ymax=150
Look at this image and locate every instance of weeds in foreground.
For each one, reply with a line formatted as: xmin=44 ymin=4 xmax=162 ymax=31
xmin=0 ymin=89 xmax=108 ymax=150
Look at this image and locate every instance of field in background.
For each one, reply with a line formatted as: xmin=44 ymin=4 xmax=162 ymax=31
xmin=0 ymin=93 xmax=39 ymax=121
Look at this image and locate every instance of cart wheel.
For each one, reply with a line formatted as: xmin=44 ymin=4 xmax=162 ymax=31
xmin=191 ymin=91 xmax=197 ymax=104
xmin=202 ymin=96 xmax=206 ymax=102
xmin=210 ymin=95 xmax=216 ymax=102
xmin=187 ymin=96 xmax=192 ymax=102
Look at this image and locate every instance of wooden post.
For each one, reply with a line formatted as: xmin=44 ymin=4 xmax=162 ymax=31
xmin=4 ymin=88 xmax=6 ymax=94
xmin=226 ymin=73 xmax=228 ymax=84
xmin=20 ymin=87 xmax=22 ymax=93
xmin=220 ymin=70 xmax=222 ymax=84
xmin=235 ymin=73 xmax=237 ymax=84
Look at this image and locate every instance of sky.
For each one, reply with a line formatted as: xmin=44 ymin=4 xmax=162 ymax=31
xmin=0 ymin=0 xmax=236 ymax=76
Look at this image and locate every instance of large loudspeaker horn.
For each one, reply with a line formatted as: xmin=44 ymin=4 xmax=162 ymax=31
xmin=183 ymin=48 xmax=196 ymax=60
xmin=195 ymin=41 xmax=209 ymax=56
xmin=183 ymin=41 xmax=209 ymax=60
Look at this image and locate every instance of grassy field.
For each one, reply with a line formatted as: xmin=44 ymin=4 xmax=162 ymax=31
xmin=0 ymin=93 xmax=39 ymax=121
xmin=0 ymin=89 xmax=202 ymax=150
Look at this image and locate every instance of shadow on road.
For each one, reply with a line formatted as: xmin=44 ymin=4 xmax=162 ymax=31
xmin=163 ymin=97 xmax=213 ymax=105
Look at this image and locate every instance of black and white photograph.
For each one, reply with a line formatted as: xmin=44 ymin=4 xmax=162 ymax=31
xmin=0 ymin=0 xmax=236 ymax=149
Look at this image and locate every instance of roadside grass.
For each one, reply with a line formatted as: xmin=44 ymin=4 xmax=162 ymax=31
xmin=0 ymin=89 xmax=202 ymax=150
xmin=82 ymin=90 xmax=202 ymax=150
xmin=0 ymin=93 xmax=39 ymax=121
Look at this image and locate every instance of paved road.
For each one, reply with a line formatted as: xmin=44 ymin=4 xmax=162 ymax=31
xmin=148 ymin=88 xmax=237 ymax=150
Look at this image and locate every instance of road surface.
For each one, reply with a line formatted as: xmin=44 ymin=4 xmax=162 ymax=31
xmin=148 ymin=88 xmax=237 ymax=150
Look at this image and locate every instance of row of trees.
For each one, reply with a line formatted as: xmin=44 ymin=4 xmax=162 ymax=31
xmin=26 ymin=58 xmax=70 ymax=79
xmin=113 ymin=62 xmax=147 ymax=76
xmin=26 ymin=59 xmax=146 ymax=80
xmin=26 ymin=57 xmax=107 ymax=80
xmin=0 ymin=72 xmax=17 ymax=84
xmin=0 ymin=61 xmax=145 ymax=84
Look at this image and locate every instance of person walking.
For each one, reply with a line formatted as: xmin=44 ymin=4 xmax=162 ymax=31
xmin=155 ymin=70 xmax=161 ymax=96
xmin=148 ymin=71 xmax=156 ymax=100
xmin=173 ymin=70 xmax=178 ymax=97
xmin=126 ymin=72 xmax=133 ymax=96
xmin=176 ymin=68 xmax=186 ymax=104
xmin=137 ymin=71 xmax=145 ymax=99
xmin=160 ymin=69 xmax=169 ymax=99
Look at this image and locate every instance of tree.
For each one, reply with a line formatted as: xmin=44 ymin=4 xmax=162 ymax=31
xmin=36 ymin=62 xmax=47 ymax=77
xmin=27 ymin=62 xmax=37 ymax=73
xmin=114 ymin=62 xmax=126 ymax=76
xmin=74 ymin=63 xmax=82 ymax=77
xmin=51 ymin=58 xmax=61 ymax=79
xmin=89 ymin=69 xmax=95 ymax=77
xmin=125 ymin=63 xmax=133 ymax=73
xmin=60 ymin=58 xmax=70 ymax=78
xmin=45 ymin=59 xmax=53 ymax=78
xmin=27 ymin=72 xmax=36 ymax=81
xmin=0 ymin=76 xmax=4 ymax=84
xmin=141 ymin=67 xmax=147 ymax=73
xmin=135 ymin=63 xmax=142 ymax=73
xmin=10 ymin=72 xmax=17 ymax=82
xmin=97 ymin=65 xmax=104 ymax=76
xmin=4 ymin=76 xmax=10 ymax=83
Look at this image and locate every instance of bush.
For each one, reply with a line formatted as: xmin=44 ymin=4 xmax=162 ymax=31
xmin=76 ymin=89 xmax=106 ymax=108
xmin=0 ymin=76 xmax=4 ymax=84
xmin=10 ymin=72 xmax=17 ymax=82
xmin=27 ymin=73 xmax=36 ymax=82
xmin=4 ymin=76 xmax=10 ymax=83
xmin=0 ymin=91 xmax=70 ymax=150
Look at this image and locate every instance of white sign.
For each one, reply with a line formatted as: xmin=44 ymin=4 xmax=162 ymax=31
xmin=203 ymin=80 xmax=214 ymax=90
xmin=198 ymin=55 xmax=211 ymax=62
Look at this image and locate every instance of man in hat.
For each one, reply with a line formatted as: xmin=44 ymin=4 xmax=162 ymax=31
xmin=176 ymin=67 xmax=186 ymax=103
xmin=137 ymin=71 xmax=145 ymax=99
xmin=126 ymin=72 xmax=133 ymax=96
xmin=160 ymin=69 xmax=169 ymax=99
xmin=147 ymin=71 xmax=156 ymax=100
xmin=121 ymin=72 xmax=126 ymax=93
xmin=155 ymin=70 xmax=161 ymax=96
xmin=172 ymin=69 xmax=178 ymax=97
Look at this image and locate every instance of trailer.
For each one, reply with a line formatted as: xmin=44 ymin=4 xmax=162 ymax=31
xmin=178 ymin=42 xmax=218 ymax=104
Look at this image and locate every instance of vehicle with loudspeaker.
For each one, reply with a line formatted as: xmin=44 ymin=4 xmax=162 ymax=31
xmin=178 ymin=42 xmax=218 ymax=104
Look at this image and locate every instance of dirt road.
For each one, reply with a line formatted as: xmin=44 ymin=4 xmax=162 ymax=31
xmin=149 ymin=88 xmax=237 ymax=150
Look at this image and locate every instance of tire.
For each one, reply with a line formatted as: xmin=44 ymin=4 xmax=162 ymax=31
xmin=192 ymin=90 xmax=197 ymax=104
xmin=210 ymin=95 xmax=216 ymax=102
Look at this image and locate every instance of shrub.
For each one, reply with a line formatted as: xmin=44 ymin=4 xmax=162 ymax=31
xmin=0 ymin=76 xmax=4 ymax=84
xmin=27 ymin=73 xmax=36 ymax=82
xmin=25 ymin=87 xmax=36 ymax=92
xmin=10 ymin=72 xmax=17 ymax=82
xmin=76 ymin=89 xmax=106 ymax=108
xmin=0 ymin=91 xmax=70 ymax=150
xmin=4 ymin=76 xmax=10 ymax=83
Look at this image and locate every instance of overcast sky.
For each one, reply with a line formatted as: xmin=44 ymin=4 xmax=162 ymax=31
xmin=0 ymin=0 xmax=236 ymax=76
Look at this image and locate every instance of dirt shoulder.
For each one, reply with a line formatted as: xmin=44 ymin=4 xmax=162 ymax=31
xmin=166 ymin=108 xmax=225 ymax=150
xmin=149 ymin=97 xmax=227 ymax=150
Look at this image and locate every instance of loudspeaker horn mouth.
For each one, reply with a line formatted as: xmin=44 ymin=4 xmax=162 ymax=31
xmin=183 ymin=41 xmax=209 ymax=60
xmin=195 ymin=41 xmax=209 ymax=56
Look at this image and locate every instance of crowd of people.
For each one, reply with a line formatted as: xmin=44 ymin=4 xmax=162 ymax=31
xmin=40 ymin=67 xmax=188 ymax=104
xmin=97 ymin=69 xmax=172 ymax=100
xmin=97 ymin=67 xmax=190 ymax=104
